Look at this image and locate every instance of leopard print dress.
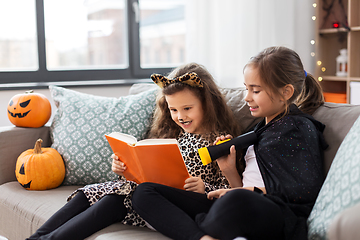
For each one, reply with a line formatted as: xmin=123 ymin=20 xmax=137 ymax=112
xmin=67 ymin=131 xmax=229 ymax=227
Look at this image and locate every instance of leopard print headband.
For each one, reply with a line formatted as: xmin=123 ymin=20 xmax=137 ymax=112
xmin=151 ymin=72 xmax=203 ymax=89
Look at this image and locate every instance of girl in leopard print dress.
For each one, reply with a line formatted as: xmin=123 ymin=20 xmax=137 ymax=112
xmin=27 ymin=63 xmax=241 ymax=240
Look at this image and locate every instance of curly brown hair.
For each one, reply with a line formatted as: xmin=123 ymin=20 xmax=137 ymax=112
xmin=148 ymin=62 xmax=241 ymax=141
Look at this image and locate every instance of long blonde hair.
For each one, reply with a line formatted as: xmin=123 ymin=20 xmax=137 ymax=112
xmin=149 ymin=62 xmax=241 ymax=140
xmin=245 ymin=46 xmax=324 ymax=115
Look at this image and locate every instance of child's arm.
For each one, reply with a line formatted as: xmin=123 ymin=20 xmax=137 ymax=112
xmin=207 ymin=186 xmax=266 ymax=200
xmin=207 ymin=188 xmax=233 ymax=200
xmin=111 ymin=154 xmax=127 ymax=176
xmin=216 ymin=145 xmax=243 ymax=188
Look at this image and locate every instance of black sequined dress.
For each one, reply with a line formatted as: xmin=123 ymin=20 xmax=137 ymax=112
xmin=253 ymin=104 xmax=328 ymax=240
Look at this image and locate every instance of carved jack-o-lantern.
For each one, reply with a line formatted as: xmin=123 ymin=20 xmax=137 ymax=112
xmin=15 ymin=139 xmax=65 ymax=190
xmin=7 ymin=90 xmax=51 ymax=128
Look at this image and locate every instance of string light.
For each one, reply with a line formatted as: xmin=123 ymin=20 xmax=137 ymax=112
xmin=312 ymin=2 xmax=322 ymax=83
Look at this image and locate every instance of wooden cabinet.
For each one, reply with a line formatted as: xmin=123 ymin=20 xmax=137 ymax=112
xmin=315 ymin=0 xmax=360 ymax=103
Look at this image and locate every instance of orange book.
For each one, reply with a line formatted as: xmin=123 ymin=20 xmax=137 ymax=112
xmin=105 ymin=132 xmax=190 ymax=189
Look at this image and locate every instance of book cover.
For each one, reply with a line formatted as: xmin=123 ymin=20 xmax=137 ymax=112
xmin=105 ymin=132 xmax=190 ymax=189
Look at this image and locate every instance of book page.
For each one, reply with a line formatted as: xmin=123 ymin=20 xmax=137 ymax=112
xmin=106 ymin=132 xmax=137 ymax=145
xmin=136 ymin=138 xmax=178 ymax=146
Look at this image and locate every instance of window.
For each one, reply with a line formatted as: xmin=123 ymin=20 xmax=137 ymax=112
xmin=44 ymin=0 xmax=128 ymax=70
xmin=0 ymin=0 xmax=186 ymax=88
xmin=0 ymin=0 xmax=38 ymax=71
xmin=139 ymin=0 xmax=185 ymax=68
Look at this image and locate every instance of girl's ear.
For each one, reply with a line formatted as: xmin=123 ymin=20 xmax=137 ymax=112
xmin=282 ymin=84 xmax=294 ymax=101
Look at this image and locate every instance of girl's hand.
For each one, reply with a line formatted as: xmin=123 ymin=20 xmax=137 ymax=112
xmin=208 ymin=187 xmax=266 ymax=200
xmin=214 ymin=135 xmax=242 ymax=188
xmin=218 ymin=147 xmax=242 ymax=187
xmin=214 ymin=135 xmax=237 ymax=172
xmin=214 ymin=134 xmax=233 ymax=145
xmin=215 ymin=145 xmax=237 ymax=172
xmin=184 ymin=177 xmax=205 ymax=194
xmin=111 ymin=154 xmax=126 ymax=176
xmin=207 ymin=188 xmax=233 ymax=200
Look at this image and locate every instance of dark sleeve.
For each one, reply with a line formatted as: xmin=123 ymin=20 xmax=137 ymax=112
xmin=255 ymin=116 xmax=325 ymax=205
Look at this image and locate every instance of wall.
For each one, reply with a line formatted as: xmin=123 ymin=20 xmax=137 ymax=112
xmin=185 ymin=0 xmax=316 ymax=88
xmin=1 ymin=85 xmax=131 ymax=127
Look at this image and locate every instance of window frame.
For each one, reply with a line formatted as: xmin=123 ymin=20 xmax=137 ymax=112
xmin=0 ymin=0 xmax=173 ymax=89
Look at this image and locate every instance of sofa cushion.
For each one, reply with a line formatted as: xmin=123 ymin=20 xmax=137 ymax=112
xmin=307 ymin=114 xmax=360 ymax=240
xmin=0 ymin=182 xmax=169 ymax=240
xmin=49 ymin=86 xmax=157 ymax=185
xmin=312 ymin=102 xmax=360 ymax=174
xmin=129 ymin=83 xmax=158 ymax=95
xmin=0 ymin=182 xmax=78 ymax=240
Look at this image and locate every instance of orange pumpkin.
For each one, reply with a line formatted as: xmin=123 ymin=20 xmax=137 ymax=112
xmin=7 ymin=90 xmax=51 ymax=128
xmin=15 ymin=139 xmax=65 ymax=190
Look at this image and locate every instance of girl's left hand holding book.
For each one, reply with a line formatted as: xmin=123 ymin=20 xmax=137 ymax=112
xmin=184 ymin=177 xmax=205 ymax=194
xmin=111 ymin=154 xmax=127 ymax=176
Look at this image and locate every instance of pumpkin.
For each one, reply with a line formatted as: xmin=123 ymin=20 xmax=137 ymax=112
xmin=15 ymin=139 xmax=65 ymax=190
xmin=7 ymin=90 xmax=51 ymax=128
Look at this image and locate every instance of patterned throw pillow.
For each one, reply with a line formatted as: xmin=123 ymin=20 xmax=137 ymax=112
xmin=307 ymin=114 xmax=360 ymax=239
xmin=49 ymin=85 xmax=157 ymax=186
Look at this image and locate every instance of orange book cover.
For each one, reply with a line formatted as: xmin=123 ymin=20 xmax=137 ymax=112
xmin=105 ymin=132 xmax=190 ymax=189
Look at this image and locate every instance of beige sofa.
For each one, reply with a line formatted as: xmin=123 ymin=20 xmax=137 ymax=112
xmin=1 ymin=83 xmax=360 ymax=240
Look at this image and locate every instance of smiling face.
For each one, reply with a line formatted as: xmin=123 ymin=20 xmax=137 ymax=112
xmin=165 ymin=88 xmax=205 ymax=134
xmin=243 ymin=66 xmax=286 ymax=124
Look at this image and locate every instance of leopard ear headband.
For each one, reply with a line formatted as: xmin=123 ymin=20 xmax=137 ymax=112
xmin=150 ymin=72 xmax=204 ymax=89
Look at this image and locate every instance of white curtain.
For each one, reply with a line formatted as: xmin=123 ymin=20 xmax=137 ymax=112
xmin=185 ymin=0 xmax=315 ymax=88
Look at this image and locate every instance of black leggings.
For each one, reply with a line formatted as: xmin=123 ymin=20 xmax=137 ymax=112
xmin=132 ymin=182 xmax=285 ymax=240
xmin=27 ymin=192 xmax=127 ymax=240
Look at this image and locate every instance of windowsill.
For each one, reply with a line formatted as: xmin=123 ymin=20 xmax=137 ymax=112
xmin=0 ymin=79 xmax=152 ymax=91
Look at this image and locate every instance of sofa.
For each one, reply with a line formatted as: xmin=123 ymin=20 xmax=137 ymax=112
xmin=1 ymin=83 xmax=360 ymax=240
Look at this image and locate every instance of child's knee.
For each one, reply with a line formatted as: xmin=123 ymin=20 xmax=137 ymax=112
xmin=132 ymin=182 xmax=156 ymax=209
xmin=220 ymin=188 xmax=257 ymax=206
xmin=133 ymin=182 xmax=154 ymax=198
